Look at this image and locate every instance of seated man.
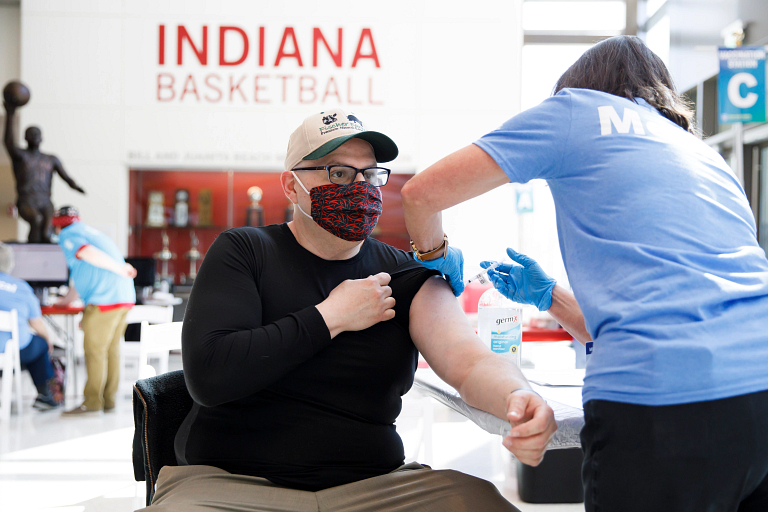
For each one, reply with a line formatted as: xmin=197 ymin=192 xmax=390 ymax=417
xmin=145 ymin=110 xmax=556 ymax=512
xmin=0 ymin=242 xmax=60 ymax=410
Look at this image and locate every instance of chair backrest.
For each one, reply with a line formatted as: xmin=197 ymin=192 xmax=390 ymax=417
xmin=139 ymin=321 xmax=183 ymax=367
xmin=0 ymin=309 xmax=22 ymax=422
xmin=126 ymin=305 xmax=174 ymax=326
xmin=0 ymin=309 xmax=19 ymax=352
xmin=132 ymin=370 xmax=194 ymax=506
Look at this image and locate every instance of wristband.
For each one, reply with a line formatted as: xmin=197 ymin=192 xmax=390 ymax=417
xmin=410 ymin=234 xmax=448 ymax=261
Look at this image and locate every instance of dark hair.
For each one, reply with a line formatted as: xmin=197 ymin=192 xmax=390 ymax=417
xmin=554 ymin=36 xmax=695 ymax=133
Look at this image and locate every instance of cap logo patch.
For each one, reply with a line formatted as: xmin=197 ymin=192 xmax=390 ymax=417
xmin=322 ymin=114 xmax=338 ymax=125
xmin=318 ymin=120 xmax=365 ymax=136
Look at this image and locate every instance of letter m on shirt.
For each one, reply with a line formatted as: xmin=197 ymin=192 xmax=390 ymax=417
xmin=598 ymin=106 xmax=645 ymax=136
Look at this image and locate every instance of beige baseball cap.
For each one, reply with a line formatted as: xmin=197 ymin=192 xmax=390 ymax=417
xmin=284 ymin=109 xmax=398 ymax=171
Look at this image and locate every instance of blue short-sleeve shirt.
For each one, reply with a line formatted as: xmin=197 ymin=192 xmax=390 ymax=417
xmin=57 ymin=222 xmax=136 ymax=306
xmin=475 ymin=88 xmax=768 ymax=406
xmin=0 ymin=272 xmax=42 ymax=351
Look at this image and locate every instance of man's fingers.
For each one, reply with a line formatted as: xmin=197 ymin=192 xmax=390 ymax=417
xmin=502 ymin=435 xmax=548 ymax=466
xmin=506 ymin=429 xmax=554 ymax=451
xmin=508 ymin=404 xmax=555 ymax=439
xmin=381 ymin=285 xmax=392 ymax=298
xmin=382 ymin=296 xmax=396 ymax=321
xmin=506 ymin=392 xmax=530 ymax=422
xmin=372 ymin=272 xmax=391 ymax=285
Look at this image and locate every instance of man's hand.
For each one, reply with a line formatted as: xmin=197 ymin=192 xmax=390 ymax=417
xmin=316 ymin=272 xmax=396 ymax=338
xmin=72 ymin=184 xmax=86 ymax=194
xmin=120 ymin=263 xmax=137 ymax=279
xmin=502 ymin=389 xmax=557 ymax=466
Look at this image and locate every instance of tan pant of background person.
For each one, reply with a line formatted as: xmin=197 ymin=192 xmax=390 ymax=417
xmin=140 ymin=463 xmax=521 ymax=512
xmin=80 ymin=305 xmax=130 ymax=410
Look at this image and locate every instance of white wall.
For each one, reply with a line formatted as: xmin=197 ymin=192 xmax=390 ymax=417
xmin=18 ymin=0 xmax=537 ymax=266
xmin=663 ymin=0 xmax=739 ymax=93
xmin=0 ymin=5 xmax=21 ymax=241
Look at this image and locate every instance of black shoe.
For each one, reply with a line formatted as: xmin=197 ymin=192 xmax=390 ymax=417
xmin=33 ymin=394 xmax=60 ymax=411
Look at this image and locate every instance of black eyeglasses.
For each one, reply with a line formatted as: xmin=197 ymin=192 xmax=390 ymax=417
xmin=292 ymin=165 xmax=391 ymax=187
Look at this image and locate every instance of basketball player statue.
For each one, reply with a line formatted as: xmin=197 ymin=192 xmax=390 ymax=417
xmin=3 ymin=81 xmax=86 ymax=243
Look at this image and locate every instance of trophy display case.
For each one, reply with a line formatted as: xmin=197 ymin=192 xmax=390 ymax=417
xmin=128 ymin=169 xmax=413 ymax=285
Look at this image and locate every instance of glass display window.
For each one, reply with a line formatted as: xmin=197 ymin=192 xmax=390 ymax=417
xmin=128 ymin=169 xmax=413 ymax=284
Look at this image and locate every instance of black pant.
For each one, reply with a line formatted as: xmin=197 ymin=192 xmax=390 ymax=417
xmin=581 ymin=389 xmax=768 ymax=512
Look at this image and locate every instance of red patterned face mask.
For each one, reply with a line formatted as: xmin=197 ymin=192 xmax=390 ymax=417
xmin=292 ymin=173 xmax=382 ymax=241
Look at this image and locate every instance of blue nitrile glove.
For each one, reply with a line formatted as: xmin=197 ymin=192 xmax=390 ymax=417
xmin=416 ymin=246 xmax=465 ymax=297
xmin=481 ymin=248 xmax=556 ymax=311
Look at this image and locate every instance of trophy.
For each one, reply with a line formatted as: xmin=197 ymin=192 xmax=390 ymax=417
xmin=185 ymin=230 xmax=202 ymax=281
xmin=246 ymin=186 xmax=264 ymax=227
xmin=198 ymin=189 xmax=213 ymax=226
xmin=146 ymin=191 xmax=166 ymax=227
xmin=174 ymin=189 xmax=189 ymax=227
xmin=153 ymin=230 xmax=176 ymax=283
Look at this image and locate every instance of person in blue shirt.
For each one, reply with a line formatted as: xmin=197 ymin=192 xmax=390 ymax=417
xmin=0 ymin=242 xmax=59 ymax=410
xmin=52 ymin=206 xmax=136 ymax=416
xmin=401 ymin=36 xmax=768 ymax=512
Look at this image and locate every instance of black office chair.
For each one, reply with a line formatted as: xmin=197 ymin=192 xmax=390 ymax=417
xmin=132 ymin=370 xmax=194 ymax=506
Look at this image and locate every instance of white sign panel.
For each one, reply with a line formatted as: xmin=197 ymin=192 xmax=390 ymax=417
xmin=122 ymin=17 xmax=420 ymax=169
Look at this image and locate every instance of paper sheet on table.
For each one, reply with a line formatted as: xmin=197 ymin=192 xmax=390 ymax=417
xmin=523 ymin=369 xmax=585 ymax=387
xmin=413 ymin=370 xmax=583 ymax=450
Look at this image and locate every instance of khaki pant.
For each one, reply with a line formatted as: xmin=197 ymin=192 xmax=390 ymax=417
xmin=141 ymin=463 xmax=520 ymax=512
xmin=80 ymin=305 xmax=130 ymax=410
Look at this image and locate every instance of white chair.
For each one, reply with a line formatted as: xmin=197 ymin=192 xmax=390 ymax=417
xmin=120 ymin=305 xmax=174 ymax=392
xmin=138 ymin=321 xmax=183 ymax=379
xmin=0 ymin=309 xmax=24 ymax=421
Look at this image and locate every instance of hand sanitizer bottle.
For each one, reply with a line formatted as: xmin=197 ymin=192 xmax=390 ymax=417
xmin=477 ymin=288 xmax=523 ymax=366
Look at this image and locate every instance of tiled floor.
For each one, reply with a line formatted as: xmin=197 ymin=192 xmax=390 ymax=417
xmin=0 ymin=349 xmax=584 ymax=512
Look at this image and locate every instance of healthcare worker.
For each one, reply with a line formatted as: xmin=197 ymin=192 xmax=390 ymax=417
xmin=401 ymin=36 xmax=768 ymax=512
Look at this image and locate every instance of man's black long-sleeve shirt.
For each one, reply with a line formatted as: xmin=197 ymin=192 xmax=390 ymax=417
xmin=175 ymin=224 xmax=438 ymax=491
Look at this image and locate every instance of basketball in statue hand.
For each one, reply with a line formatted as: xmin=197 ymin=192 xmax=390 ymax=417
xmin=3 ymin=81 xmax=31 ymax=107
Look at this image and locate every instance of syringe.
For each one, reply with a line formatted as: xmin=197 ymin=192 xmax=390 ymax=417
xmin=464 ymin=261 xmax=501 ymax=286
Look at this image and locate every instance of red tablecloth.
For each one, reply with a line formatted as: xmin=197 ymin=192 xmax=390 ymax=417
xmin=41 ymin=305 xmax=84 ymax=315
xmin=523 ymin=327 xmax=573 ymax=342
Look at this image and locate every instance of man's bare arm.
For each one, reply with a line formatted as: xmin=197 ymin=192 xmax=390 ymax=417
xmin=409 ymin=276 xmax=556 ymax=466
xmin=77 ymin=245 xmax=136 ymax=278
xmin=55 ymin=284 xmax=79 ymax=306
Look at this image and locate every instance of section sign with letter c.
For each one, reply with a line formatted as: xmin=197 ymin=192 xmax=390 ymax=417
xmin=718 ymin=46 xmax=766 ymax=124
